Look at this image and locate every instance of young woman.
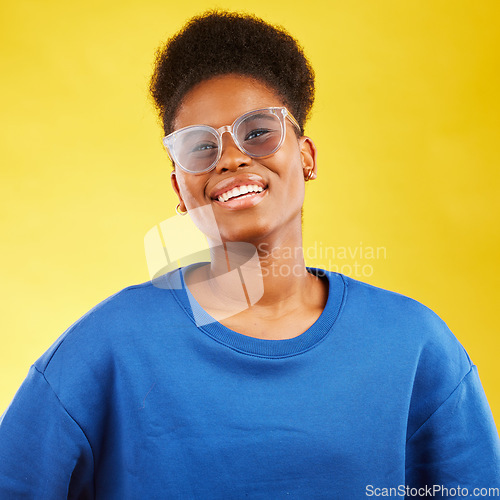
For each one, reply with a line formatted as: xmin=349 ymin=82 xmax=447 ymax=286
xmin=0 ymin=11 xmax=498 ymax=498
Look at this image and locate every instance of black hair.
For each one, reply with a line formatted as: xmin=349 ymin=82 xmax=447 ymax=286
xmin=150 ymin=10 xmax=315 ymax=136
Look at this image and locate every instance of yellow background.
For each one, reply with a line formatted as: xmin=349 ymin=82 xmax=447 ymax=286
xmin=1 ymin=0 xmax=499 ymax=428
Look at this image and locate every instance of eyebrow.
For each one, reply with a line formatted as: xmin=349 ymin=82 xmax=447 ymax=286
xmin=240 ymin=113 xmax=276 ymax=122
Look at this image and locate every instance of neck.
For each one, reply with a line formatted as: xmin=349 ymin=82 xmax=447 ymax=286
xmin=202 ymin=225 xmax=314 ymax=310
xmin=182 ymin=223 xmax=328 ymax=336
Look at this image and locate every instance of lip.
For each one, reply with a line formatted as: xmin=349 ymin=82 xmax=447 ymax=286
xmin=209 ymin=173 xmax=268 ymax=200
xmin=209 ymin=173 xmax=268 ymax=211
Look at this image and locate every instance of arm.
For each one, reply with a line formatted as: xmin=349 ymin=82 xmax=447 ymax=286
xmin=406 ymin=365 xmax=500 ymax=489
xmin=0 ymin=366 xmax=94 ymax=499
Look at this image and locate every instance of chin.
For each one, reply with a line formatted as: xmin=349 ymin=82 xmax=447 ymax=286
xmin=218 ymin=219 xmax=275 ymax=245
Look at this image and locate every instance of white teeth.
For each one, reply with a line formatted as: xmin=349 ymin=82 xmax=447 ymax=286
xmin=217 ymin=184 xmax=265 ymax=202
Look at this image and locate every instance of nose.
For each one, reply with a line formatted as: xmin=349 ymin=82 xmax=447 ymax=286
xmin=215 ymin=131 xmax=251 ymax=173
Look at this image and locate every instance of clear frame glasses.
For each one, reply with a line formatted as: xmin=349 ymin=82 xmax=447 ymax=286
xmin=162 ymin=107 xmax=301 ymax=174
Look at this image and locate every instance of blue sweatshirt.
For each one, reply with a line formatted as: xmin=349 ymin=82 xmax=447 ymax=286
xmin=0 ymin=269 xmax=499 ymax=498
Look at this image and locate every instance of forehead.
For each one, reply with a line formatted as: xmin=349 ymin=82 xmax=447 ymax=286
xmin=173 ymin=74 xmax=285 ymax=130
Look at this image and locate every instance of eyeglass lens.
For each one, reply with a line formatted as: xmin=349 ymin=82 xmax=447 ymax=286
xmin=174 ymin=110 xmax=283 ymax=173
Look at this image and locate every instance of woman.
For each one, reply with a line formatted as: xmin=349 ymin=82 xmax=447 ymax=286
xmin=0 ymin=11 xmax=498 ymax=498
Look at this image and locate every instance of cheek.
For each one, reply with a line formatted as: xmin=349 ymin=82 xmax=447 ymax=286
xmin=291 ymin=175 xmax=306 ymax=207
xmin=278 ymin=145 xmax=306 ymax=193
xmin=286 ymin=154 xmax=307 ymax=207
xmin=177 ymin=175 xmax=209 ymax=208
xmin=175 ymin=174 xmax=220 ymax=239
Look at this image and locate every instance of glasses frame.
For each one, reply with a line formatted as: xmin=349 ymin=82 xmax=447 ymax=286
xmin=162 ymin=107 xmax=301 ymax=174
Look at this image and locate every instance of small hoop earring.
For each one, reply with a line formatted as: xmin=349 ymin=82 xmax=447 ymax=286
xmin=305 ymin=169 xmax=315 ymax=181
xmin=175 ymin=203 xmax=188 ymax=216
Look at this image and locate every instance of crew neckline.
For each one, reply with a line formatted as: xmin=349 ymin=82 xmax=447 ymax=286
xmin=166 ymin=266 xmax=347 ymax=358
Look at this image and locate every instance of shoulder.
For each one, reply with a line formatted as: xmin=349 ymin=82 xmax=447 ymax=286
xmin=27 ymin=275 xmax=191 ymax=427
xmin=33 ymin=277 xmax=184 ymax=375
xmin=337 ymin=273 xmax=468 ymax=355
xmin=337 ymin=273 xmax=471 ymax=369
xmin=332 ymin=273 xmax=474 ymax=433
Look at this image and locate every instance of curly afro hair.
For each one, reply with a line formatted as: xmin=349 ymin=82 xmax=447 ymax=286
xmin=150 ymin=10 xmax=315 ymax=136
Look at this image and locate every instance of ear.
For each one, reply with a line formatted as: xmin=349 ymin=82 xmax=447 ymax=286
xmin=299 ymin=136 xmax=318 ymax=181
xmin=170 ymin=170 xmax=187 ymax=212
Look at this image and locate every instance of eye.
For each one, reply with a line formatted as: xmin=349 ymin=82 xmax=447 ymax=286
xmin=189 ymin=141 xmax=217 ymax=154
xmin=245 ymin=128 xmax=272 ymax=141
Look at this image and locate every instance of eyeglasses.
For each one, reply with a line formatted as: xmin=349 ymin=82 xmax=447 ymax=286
xmin=162 ymin=107 xmax=301 ymax=174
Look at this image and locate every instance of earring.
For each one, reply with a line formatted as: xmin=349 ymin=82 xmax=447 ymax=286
xmin=305 ymin=169 xmax=315 ymax=181
xmin=175 ymin=203 xmax=188 ymax=216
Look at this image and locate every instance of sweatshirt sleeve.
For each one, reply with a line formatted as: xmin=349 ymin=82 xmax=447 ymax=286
xmin=405 ymin=365 xmax=500 ymax=489
xmin=0 ymin=366 xmax=94 ymax=499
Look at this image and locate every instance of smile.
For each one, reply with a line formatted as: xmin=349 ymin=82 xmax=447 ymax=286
xmin=209 ymin=174 xmax=269 ymax=210
xmin=217 ymin=184 xmax=264 ymax=203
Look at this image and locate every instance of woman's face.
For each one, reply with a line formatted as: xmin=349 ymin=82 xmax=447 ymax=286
xmin=171 ymin=74 xmax=316 ymax=244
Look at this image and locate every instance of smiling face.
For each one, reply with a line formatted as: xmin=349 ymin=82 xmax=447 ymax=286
xmin=170 ymin=74 xmax=317 ymax=244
